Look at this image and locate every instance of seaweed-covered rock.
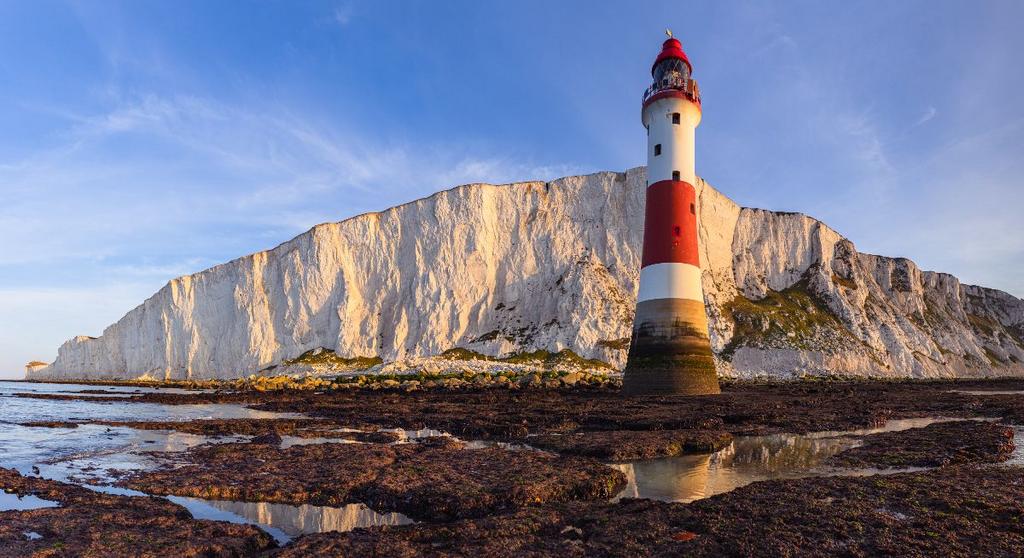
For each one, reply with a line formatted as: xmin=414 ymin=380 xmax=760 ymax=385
xmin=0 ymin=468 xmax=274 ymax=557
xmin=123 ymin=438 xmax=626 ymax=522
xmin=530 ymin=429 xmax=733 ymax=461
xmin=829 ymin=420 xmax=1015 ymax=468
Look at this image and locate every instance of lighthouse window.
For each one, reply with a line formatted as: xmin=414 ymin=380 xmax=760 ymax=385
xmin=672 ymin=113 xmax=680 ymax=124
xmin=672 ymin=170 xmax=681 ymax=181
xmin=654 ymin=58 xmax=689 ymax=84
xmin=654 ymin=144 xmax=662 ymax=156
xmin=690 ymin=203 xmax=696 ymax=214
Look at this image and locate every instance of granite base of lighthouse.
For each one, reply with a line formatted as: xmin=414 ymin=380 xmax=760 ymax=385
xmin=622 ymin=298 xmax=721 ymax=395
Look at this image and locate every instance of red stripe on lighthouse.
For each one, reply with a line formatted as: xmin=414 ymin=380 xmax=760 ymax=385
xmin=641 ymin=180 xmax=700 ymax=268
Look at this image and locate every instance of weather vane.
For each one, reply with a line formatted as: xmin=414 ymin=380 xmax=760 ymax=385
xmin=665 ymin=28 xmax=673 ymax=38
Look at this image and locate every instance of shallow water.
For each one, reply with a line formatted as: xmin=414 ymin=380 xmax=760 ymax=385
xmin=951 ymin=389 xmax=1024 ymax=396
xmin=171 ymin=498 xmax=414 ymax=544
xmin=0 ymin=380 xmax=212 ymax=396
xmin=0 ymin=381 xmax=407 ymax=544
xmin=1009 ymin=427 xmax=1024 ymax=466
xmin=0 ymin=491 xmax=60 ymax=511
xmin=0 ymin=379 xmax=294 ymax=479
xmin=611 ymin=417 xmax=961 ymax=503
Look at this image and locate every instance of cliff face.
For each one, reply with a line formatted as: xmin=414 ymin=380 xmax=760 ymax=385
xmin=31 ymin=168 xmax=1024 ymax=380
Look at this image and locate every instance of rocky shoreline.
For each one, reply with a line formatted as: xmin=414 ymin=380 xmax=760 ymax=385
xmin=4 ymin=378 xmax=1024 ymax=556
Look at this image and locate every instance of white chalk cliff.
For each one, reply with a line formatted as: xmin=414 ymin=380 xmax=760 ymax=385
xmin=31 ymin=168 xmax=1024 ymax=380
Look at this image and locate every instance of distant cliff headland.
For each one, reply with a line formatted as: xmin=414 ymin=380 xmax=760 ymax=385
xmin=30 ymin=168 xmax=1024 ymax=381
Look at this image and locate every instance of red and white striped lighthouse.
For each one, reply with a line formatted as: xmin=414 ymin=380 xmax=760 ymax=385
xmin=622 ymin=33 xmax=720 ymax=396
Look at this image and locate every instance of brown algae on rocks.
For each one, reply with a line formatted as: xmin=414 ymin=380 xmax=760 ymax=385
xmin=123 ymin=436 xmax=627 ymax=522
xmin=0 ymin=468 xmax=275 ymax=557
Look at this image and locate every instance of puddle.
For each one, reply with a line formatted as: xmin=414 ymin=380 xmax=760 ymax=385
xmin=384 ymin=427 xmax=449 ymax=441
xmin=611 ymin=417 xmax=963 ymax=504
xmin=951 ymin=390 xmax=1024 ymax=396
xmin=463 ymin=439 xmax=545 ymax=451
xmin=56 ymin=481 xmax=410 ymax=546
xmin=805 ymin=416 xmax=969 ymax=438
xmin=0 ymin=491 xmax=60 ymax=511
xmin=279 ymin=436 xmax=360 ymax=449
xmin=280 ymin=427 xmax=457 ymax=449
xmin=1009 ymin=427 xmax=1024 ymax=466
xmin=170 ymin=497 xmax=414 ymax=545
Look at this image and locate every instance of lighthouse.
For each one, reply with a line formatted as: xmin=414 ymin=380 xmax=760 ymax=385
xmin=622 ymin=33 xmax=720 ymax=396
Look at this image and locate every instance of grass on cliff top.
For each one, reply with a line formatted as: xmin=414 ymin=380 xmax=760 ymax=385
xmin=281 ymin=348 xmax=383 ymax=370
xmin=440 ymin=347 xmax=614 ymax=370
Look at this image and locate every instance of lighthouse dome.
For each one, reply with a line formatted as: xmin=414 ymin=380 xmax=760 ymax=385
xmin=652 ymin=38 xmax=692 ymax=76
xmin=642 ymin=35 xmax=700 ymax=110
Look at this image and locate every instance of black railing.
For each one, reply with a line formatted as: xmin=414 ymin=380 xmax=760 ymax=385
xmin=642 ymin=76 xmax=701 ymax=106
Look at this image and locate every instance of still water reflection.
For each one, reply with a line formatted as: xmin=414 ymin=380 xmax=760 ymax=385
xmin=173 ymin=498 xmax=414 ymax=543
xmin=611 ymin=417 xmax=957 ymax=503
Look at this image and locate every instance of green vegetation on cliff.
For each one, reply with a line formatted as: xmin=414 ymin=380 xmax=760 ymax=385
xmin=722 ymin=280 xmax=859 ymax=360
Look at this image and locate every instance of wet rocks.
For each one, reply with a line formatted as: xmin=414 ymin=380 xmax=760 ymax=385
xmin=0 ymin=468 xmax=274 ymax=557
xmin=829 ymin=420 xmax=1016 ymax=469
xmin=530 ymin=429 xmax=734 ymax=461
xmin=17 ymin=421 xmax=80 ymax=429
xmin=275 ymin=466 xmax=1024 ymax=557
xmin=247 ymin=379 xmax=1024 ymax=441
xmin=250 ymin=431 xmax=284 ymax=446
xmin=123 ymin=437 xmax=626 ymax=522
xmin=125 ymin=442 xmax=396 ymax=508
xmin=79 ymin=418 xmax=401 ymax=443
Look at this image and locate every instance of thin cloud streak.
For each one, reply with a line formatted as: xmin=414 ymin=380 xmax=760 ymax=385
xmin=913 ymin=106 xmax=937 ymax=127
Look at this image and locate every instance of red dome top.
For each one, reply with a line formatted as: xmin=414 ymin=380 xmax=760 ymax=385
xmin=652 ymin=37 xmax=692 ymax=75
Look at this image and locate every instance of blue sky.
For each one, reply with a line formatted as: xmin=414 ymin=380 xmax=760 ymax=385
xmin=1 ymin=1 xmax=1022 ymax=377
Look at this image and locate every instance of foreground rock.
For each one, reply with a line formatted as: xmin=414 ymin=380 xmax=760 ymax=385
xmin=123 ymin=437 xmax=626 ymax=522
xmin=829 ymin=420 xmax=1016 ymax=469
xmin=530 ymin=429 xmax=733 ymax=461
xmin=275 ymin=466 xmax=1024 ymax=557
xmin=0 ymin=468 xmax=274 ymax=557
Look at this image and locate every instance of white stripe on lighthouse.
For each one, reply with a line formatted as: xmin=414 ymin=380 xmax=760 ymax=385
xmin=636 ymin=262 xmax=704 ymax=303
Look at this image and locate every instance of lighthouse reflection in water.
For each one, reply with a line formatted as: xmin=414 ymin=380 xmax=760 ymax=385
xmin=611 ymin=417 xmax=950 ymax=503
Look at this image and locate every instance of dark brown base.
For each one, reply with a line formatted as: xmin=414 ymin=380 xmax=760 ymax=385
xmin=622 ymin=355 xmax=721 ymax=396
xmin=624 ymin=298 xmax=720 ymax=396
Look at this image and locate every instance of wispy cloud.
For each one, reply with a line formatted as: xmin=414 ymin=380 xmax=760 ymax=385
xmin=912 ymin=106 xmax=937 ymax=127
xmin=835 ymin=110 xmax=894 ymax=178
xmin=0 ymin=93 xmax=583 ymax=263
xmin=333 ymin=3 xmax=355 ymax=26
